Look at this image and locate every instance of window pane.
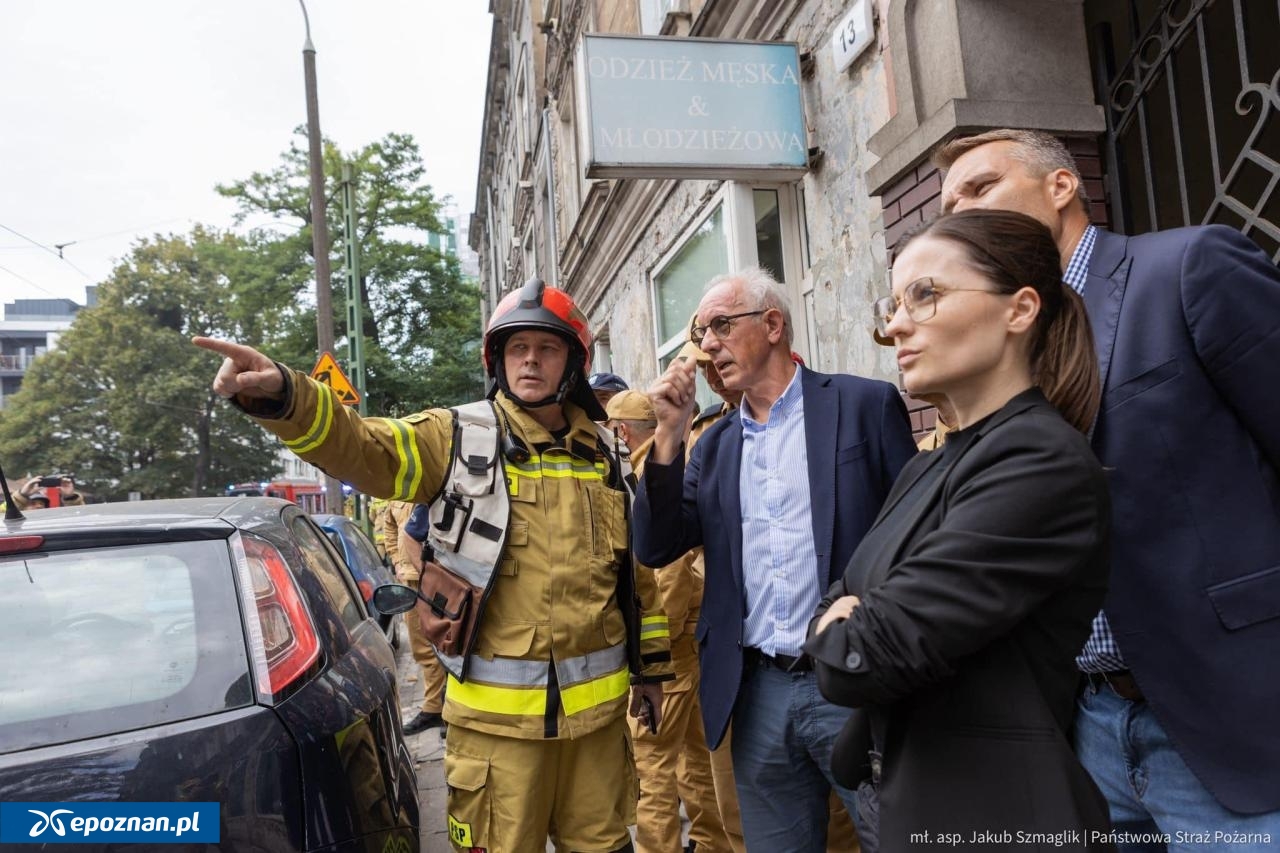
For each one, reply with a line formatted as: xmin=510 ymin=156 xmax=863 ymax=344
xmin=753 ymin=190 xmax=785 ymax=282
xmin=654 ymin=204 xmax=729 ymax=349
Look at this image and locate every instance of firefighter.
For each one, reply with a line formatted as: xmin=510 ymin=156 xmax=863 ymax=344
xmin=194 ymin=277 xmax=672 ymax=853
xmin=607 ymin=389 xmax=730 ymax=853
xmin=369 ymin=496 xmax=391 ymax=559
xmin=382 ymin=499 xmax=447 ymax=734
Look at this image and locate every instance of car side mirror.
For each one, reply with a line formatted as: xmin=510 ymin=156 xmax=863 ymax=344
xmin=372 ymin=583 xmax=421 ymax=615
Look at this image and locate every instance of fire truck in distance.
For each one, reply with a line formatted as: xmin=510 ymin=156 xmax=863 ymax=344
xmin=226 ymin=480 xmax=326 ymax=514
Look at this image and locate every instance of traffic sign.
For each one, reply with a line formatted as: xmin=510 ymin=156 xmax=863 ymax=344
xmin=310 ymin=351 xmax=361 ymax=406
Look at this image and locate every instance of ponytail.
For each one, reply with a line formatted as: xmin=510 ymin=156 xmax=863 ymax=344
xmin=1034 ymin=285 xmax=1099 ymax=434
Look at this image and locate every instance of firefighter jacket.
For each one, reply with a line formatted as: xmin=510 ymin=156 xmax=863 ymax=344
xmin=683 ymin=401 xmax=738 ymax=583
xmin=240 ymin=368 xmax=673 ymax=740
xmin=629 ymin=435 xmax=704 ymax=694
xmin=381 ymin=500 xmax=421 ymax=583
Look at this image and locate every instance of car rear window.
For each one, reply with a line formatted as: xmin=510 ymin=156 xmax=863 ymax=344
xmin=0 ymin=540 xmax=253 ymax=754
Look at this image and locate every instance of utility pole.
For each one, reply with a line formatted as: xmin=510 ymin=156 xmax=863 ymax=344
xmin=340 ymin=161 xmax=370 ymax=532
xmin=298 ymin=0 xmax=344 ymax=515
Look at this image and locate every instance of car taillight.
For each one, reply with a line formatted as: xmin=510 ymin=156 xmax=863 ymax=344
xmin=233 ymin=533 xmax=321 ymax=702
xmin=0 ymin=535 xmax=45 ymax=554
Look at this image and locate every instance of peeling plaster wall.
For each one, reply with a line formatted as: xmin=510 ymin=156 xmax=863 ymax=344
xmin=790 ymin=0 xmax=899 ymax=384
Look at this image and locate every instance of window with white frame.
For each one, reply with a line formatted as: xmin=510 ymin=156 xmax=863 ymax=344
xmin=650 ymin=182 xmax=813 ymax=408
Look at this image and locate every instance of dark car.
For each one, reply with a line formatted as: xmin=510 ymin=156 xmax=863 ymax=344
xmin=311 ymin=513 xmax=400 ymax=649
xmin=0 ymin=497 xmax=419 ymax=851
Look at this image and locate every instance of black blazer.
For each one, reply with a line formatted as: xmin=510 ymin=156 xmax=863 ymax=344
xmin=634 ymin=367 xmax=916 ymax=749
xmin=805 ymin=389 xmax=1114 ymax=851
xmin=1084 ymin=226 xmax=1280 ymax=813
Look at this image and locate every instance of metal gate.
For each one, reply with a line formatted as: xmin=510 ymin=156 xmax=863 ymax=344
xmin=1087 ymin=0 xmax=1280 ymax=260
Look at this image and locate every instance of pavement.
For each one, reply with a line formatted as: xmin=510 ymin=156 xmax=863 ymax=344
xmin=392 ymin=621 xmax=452 ymax=853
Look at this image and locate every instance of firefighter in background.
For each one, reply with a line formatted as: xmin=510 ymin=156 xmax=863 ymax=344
xmin=194 ymin=277 xmax=672 ymax=853
xmin=369 ymin=497 xmax=390 ymax=559
xmin=383 ymin=499 xmax=446 ymax=734
xmin=607 ymin=388 xmax=730 ymax=853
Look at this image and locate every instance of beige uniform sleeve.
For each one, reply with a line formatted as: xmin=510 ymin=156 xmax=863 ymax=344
xmin=247 ymin=368 xmax=453 ymax=503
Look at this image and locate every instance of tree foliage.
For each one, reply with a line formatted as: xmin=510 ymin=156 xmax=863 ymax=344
xmin=0 ymin=131 xmax=482 ymax=500
xmin=0 ymin=228 xmax=283 ymax=499
xmin=217 ymin=129 xmax=486 ymax=413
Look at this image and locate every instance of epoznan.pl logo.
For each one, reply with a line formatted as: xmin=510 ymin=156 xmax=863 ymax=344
xmin=0 ymin=802 xmax=219 ymax=844
xmin=28 ymin=809 xmax=73 ymax=837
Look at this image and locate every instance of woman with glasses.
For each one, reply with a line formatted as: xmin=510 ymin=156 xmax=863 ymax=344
xmin=804 ymin=209 xmax=1115 ymax=850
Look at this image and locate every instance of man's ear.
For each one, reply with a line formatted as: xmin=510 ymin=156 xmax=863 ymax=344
xmin=1008 ymin=286 xmax=1041 ymax=335
xmin=764 ymin=308 xmax=787 ymax=344
xmin=1046 ymin=168 xmax=1079 ymax=213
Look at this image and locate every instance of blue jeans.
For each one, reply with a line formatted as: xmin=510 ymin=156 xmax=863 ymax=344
xmin=729 ymin=661 xmax=862 ymax=853
xmin=1075 ymin=685 xmax=1280 ymax=852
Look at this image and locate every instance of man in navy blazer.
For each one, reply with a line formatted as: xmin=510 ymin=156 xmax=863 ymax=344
xmin=634 ymin=268 xmax=915 ymax=852
xmin=938 ymin=129 xmax=1280 ymax=845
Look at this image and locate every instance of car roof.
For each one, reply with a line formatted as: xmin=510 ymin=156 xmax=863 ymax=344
xmin=2 ymin=497 xmax=295 ymax=546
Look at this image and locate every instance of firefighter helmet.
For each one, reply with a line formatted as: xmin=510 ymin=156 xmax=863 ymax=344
xmin=483 ymin=278 xmax=604 ymax=419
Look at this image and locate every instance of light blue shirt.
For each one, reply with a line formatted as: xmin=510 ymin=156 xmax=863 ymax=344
xmin=738 ymin=368 xmax=820 ymax=657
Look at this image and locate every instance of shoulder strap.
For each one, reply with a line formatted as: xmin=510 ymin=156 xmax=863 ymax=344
xmin=424 ymin=399 xmax=511 ymax=681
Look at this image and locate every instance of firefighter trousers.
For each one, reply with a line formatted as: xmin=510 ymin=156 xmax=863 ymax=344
xmin=629 ymin=683 xmax=730 ymax=853
xmin=406 ymin=610 xmax=447 ymax=714
xmin=443 ymin=719 xmax=637 ymax=853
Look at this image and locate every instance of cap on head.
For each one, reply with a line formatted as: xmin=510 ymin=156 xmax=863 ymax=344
xmin=605 ymin=389 xmax=655 ymax=422
xmin=678 ymin=310 xmax=711 ymax=363
xmin=588 ymin=372 xmax=629 ymax=393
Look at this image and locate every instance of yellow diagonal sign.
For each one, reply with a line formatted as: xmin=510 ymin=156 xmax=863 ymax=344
xmin=310 ymin=351 xmax=361 ymax=406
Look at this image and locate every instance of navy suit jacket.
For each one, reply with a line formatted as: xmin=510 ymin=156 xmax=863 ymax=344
xmin=632 ymin=367 xmax=916 ymax=748
xmin=1085 ymin=225 xmax=1280 ymax=813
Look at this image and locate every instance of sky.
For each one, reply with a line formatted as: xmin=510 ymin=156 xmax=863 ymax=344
xmin=0 ymin=1 xmax=493 ymax=308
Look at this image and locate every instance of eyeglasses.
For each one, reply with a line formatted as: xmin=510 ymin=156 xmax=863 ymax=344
xmin=690 ymin=310 xmax=766 ymax=345
xmin=872 ymin=277 xmax=999 ymax=337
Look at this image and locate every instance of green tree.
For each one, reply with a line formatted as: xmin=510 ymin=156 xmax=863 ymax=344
xmin=217 ymin=129 xmax=485 ymax=414
xmin=0 ymin=227 xmax=284 ymax=500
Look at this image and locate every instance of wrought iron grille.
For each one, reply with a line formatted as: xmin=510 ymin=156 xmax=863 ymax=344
xmin=1087 ymin=0 xmax=1280 ymax=260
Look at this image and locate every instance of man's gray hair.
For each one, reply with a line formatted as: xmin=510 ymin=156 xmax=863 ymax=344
xmin=932 ymin=129 xmax=1089 ymax=209
xmin=703 ymin=267 xmax=794 ymax=346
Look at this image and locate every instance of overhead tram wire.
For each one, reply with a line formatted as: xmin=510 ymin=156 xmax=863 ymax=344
xmin=0 ymin=222 xmax=92 ymax=279
xmin=0 ymin=218 xmax=194 ymax=283
xmin=0 ymin=263 xmax=60 ymax=298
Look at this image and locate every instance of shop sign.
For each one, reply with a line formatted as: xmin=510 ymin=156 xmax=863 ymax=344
xmin=579 ymin=34 xmax=808 ymax=180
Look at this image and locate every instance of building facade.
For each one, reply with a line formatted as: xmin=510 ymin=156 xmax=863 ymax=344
xmin=470 ymin=0 xmax=1279 ymax=430
xmin=0 ymin=290 xmax=95 ymax=409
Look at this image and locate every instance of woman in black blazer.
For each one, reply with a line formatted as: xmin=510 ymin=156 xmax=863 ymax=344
xmin=805 ymin=210 xmax=1114 ymax=851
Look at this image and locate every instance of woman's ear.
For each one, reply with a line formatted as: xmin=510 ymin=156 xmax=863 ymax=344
xmin=1008 ymin=286 xmax=1041 ymax=335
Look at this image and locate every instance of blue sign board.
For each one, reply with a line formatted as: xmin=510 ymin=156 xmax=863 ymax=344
xmin=580 ymin=34 xmax=808 ymax=179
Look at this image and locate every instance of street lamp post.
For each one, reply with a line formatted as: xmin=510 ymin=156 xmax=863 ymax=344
xmin=298 ymin=0 xmax=344 ymax=515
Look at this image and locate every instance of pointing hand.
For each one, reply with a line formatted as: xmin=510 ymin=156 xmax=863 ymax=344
xmin=192 ymin=337 xmax=285 ymax=401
